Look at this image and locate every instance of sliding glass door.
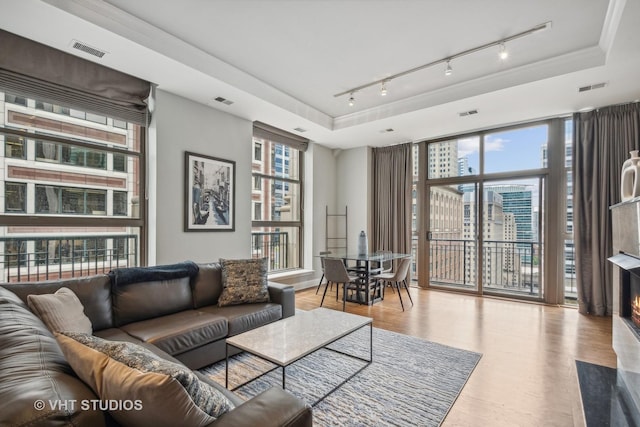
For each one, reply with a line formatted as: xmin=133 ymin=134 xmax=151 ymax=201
xmin=423 ymin=122 xmax=552 ymax=301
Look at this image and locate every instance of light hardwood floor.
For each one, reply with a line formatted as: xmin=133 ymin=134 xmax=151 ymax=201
xmin=294 ymin=285 xmax=616 ymax=427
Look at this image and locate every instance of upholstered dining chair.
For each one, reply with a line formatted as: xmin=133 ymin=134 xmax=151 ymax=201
xmin=315 ymin=251 xmax=332 ymax=295
xmin=372 ymin=257 xmax=414 ymax=311
xmin=320 ymin=258 xmax=360 ymax=311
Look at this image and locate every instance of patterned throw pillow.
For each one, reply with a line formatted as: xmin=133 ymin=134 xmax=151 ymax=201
xmin=56 ymin=332 xmax=235 ymax=426
xmin=218 ymin=258 xmax=270 ymax=307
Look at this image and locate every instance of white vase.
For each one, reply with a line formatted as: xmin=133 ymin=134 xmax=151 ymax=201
xmin=621 ymin=150 xmax=640 ymax=202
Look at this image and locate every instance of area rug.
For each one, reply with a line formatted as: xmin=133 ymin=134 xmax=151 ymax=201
xmin=200 ymin=327 xmax=481 ymax=426
xmin=575 ymin=360 xmax=636 ymax=427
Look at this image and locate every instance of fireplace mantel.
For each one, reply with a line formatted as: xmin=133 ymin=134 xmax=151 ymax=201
xmin=610 ymin=200 xmax=640 ymax=426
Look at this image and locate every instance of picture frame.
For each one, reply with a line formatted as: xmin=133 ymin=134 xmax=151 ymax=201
xmin=184 ymin=151 xmax=235 ymax=231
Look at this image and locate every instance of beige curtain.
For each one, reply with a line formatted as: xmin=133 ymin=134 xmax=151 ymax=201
xmin=573 ymin=102 xmax=640 ymax=315
xmin=371 ymin=143 xmax=413 ymax=254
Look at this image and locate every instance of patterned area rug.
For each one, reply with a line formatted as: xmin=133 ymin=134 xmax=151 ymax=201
xmin=199 ymin=326 xmax=481 ymax=426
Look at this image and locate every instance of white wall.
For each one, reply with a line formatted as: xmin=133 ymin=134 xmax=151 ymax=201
xmin=154 ymin=90 xmax=252 ymax=264
xmin=307 ymin=142 xmax=337 ymax=272
xmin=335 ymin=146 xmax=371 ymax=253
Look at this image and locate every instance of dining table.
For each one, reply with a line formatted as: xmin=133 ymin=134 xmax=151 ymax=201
xmin=319 ymin=251 xmax=412 ymax=306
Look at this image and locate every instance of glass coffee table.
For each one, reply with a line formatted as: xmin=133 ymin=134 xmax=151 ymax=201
xmin=225 ymin=307 xmax=373 ymax=406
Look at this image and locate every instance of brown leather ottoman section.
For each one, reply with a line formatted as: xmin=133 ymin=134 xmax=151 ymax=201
xmin=199 ymin=303 xmax=282 ymax=336
xmin=119 ymin=310 xmax=228 ymax=356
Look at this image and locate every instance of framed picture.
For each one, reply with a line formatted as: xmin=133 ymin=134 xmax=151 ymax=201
xmin=184 ymin=151 xmax=235 ymax=231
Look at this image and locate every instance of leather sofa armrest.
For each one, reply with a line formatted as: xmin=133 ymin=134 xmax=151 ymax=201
xmin=267 ymin=282 xmax=295 ymax=319
xmin=210 ymin=387 xmax=312 ymax=427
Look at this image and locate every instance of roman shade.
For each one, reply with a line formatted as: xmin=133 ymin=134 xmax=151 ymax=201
xmin=253 ymin=121 xmax=309 ymax=152
xmin=0 ymin=29 xmax=150 ymax=125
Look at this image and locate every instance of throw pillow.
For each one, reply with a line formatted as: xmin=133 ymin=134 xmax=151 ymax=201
xmin=56 ymin=332 xmax=235 ymax=427
xmin=218 ymin=258 xmax=270 ymax=307
xmin=27 ymin=287 xmax=92 ymax=334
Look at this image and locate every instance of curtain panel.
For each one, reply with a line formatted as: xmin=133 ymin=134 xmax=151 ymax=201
xmin=573 ymin=102 xmax=640 ymax=315
xmin=371 ymin=143 xmax=413 ymax=255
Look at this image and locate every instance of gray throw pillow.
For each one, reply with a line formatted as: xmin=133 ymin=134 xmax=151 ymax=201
xmin=218 ymin=258 xmax=270 ymax=307
xmin=27 ymin=287 xmax=92 ymax=334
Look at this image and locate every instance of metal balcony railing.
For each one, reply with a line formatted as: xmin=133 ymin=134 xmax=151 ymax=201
xmin=429 ymin=238 xmax=541 ymax=296
xmin=0 ymin=234 xmax=138 ymax=282
xmin=251 ymin=231 xmax=289 ymax=271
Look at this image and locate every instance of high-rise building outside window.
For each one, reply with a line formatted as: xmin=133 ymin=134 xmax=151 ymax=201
xmin=0 ymin=91 xmax=144 ymax=281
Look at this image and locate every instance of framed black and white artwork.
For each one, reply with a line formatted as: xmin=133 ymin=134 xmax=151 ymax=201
xmin=184 ymin=151 xmax=235 ymax=231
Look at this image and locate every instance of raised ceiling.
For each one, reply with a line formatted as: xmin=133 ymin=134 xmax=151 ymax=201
xmin=2 ymin=0 xmax=640 ymax=149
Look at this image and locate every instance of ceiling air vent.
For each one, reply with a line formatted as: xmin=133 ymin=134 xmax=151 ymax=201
xmin=293 ymin=127 xmax=307 ymax=133
xmin=578 ymin=82 xmax=607 ymax=93
xmin=379 ymin=128 xmax=395 ymax=133
xmin=71 ymin=40 xmax=107 ymax=58
xmin=214 ymin=96 xmax=234 ymax=105
xmin=459 ymin=109 xmax=478 ymax=117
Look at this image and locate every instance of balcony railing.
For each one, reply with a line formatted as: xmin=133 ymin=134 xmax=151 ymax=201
xmin=251 ymin=231 xmax=289 ymax=271
xmin=1 ymin=234 xmax=138 ymax=282
xmin=429 ymin=238 xmax=542 ymax=296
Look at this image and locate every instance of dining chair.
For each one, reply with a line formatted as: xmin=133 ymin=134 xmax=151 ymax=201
xmin=315 ymin=251 xmax=332 ymax=295
xmin=320 ymin=258 xmax=360 ymax=311
xmin=371 ymin=257 xmax=414 ymax=311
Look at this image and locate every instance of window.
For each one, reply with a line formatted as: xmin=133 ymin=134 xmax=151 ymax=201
xmin=251 ymin=122 xmax=307 ymax=272
xmin=254 ymin=142 xmax=262 ymax=161
xmin=5 ymin=135 xmax=25 ymax=159
xmin=254 ymin=202 xmax=262 ymax=220
xmin=4 ymin=182 xmax=26 ymax=212
xmin=113 ymin=191 xmax=128 ymax=216
xmin=0 ymin=89 xmax=145 ymax=281
xmin=113 ymin=153 xmax=127 ymax=172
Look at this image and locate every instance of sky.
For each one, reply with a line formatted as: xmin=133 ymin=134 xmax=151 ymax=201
xmin=459 ymin=124 xmax=549 ymax=174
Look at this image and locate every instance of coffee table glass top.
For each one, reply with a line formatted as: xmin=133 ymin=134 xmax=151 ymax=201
xmin=226 ymin=307 xmax=372 ymax=365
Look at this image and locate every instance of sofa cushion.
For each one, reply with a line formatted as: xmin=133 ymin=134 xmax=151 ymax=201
xmin=199 ymin=303 xmax=282 ymax=336
xmin=119 ymin=310 xmax=228 ymax=356
xmin=27 ymin=287 xmax=93 ymax=334
xmin=191 ymin=262 xmax=224 ymax=308
xmin=0 ymin=287 xmax=105 ymax=427
xmin=111 ymin=276 xmax=194 ymax=326
xmin=218 ymin=258 xmax=270 ymax=307
xmin=56 ymin=332 xmax=235 ymax=427
xmin=0 ymin=275 xmax=113 ymax=330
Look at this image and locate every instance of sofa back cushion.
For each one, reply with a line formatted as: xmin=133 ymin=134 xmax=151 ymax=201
xmin=0 ymin=275 xmax=113 ymax=331
xmin=191 ymin=262 xmax=223 ymax=308
xmin=0 ymin=287 xmax=105 ymax=427
xmin=112 ymin=277 xmax=194 ymax=326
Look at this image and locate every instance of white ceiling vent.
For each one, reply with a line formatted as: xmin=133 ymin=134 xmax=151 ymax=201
xmin=293 ymin=127 xmax=307 ymax=133
xmin=71 ymin=40 xmax=107 ymax=58
xmin=379 ymin=128 xmax=395 ymax=133
xmin=214 ymin=96 xmax=234 ymax=105
xmin=459 ymin=109 xmax=478 ymax=117
xmin=578 ymin=82 xmax=607 ymax=93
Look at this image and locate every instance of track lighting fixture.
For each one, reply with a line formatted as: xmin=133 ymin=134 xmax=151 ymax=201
xmin=334 ymin=21 xmax=551 ymax=101
xmin=499 ymin=43 xmax=508 ymax=60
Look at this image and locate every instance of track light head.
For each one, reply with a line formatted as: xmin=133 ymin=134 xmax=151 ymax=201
xmin=348 ymin=93 xmax=355 ymax=107
xmin=380 ymin=81 xmax=388 ymax=96
xmin=499 ymin=43 xmax=508 ymax=60
xmin=445 ymin=60 xmax=453 ymax=76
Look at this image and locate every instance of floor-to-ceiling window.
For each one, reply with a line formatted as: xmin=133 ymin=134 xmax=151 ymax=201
xmin=0 ymin=92 xmax=145 ymax=281
xmin=418 ymin=119 xmax=569 ymax=303
xmin=251 ymin=122 xmax=307 ymax=272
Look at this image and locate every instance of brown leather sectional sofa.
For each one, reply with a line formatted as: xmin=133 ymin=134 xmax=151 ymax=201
xmin=0 ymin=261 xmax=312 ymax=427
